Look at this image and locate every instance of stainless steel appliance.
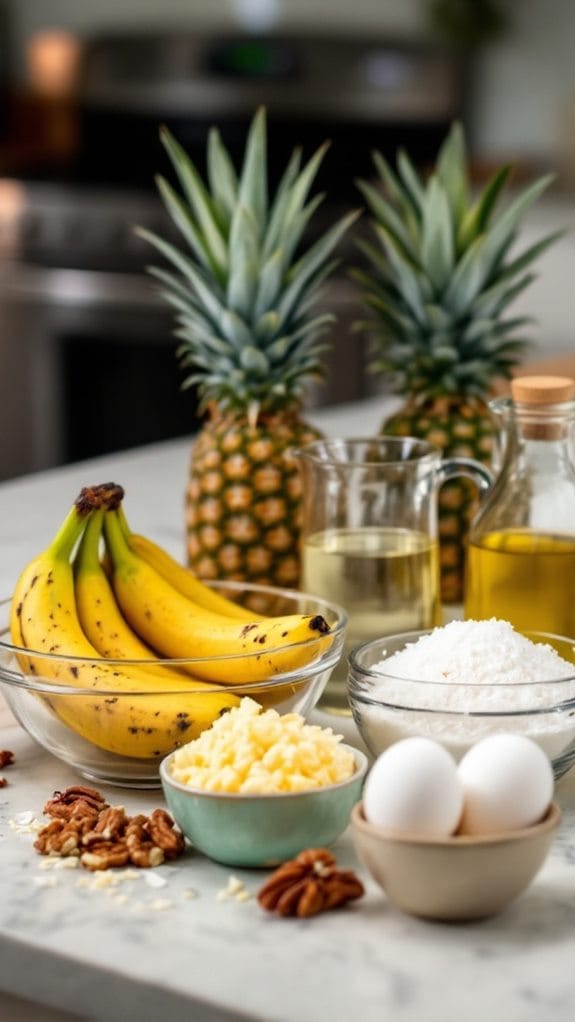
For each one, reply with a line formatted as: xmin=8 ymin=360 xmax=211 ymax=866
xmin=0 ymin=28 xmax=463 ymax=480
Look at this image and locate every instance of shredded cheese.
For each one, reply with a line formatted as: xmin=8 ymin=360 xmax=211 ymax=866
xmin=169 ymin=697 xmax=355 ymax=794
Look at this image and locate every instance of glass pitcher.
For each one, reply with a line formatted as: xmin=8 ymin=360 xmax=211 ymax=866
xmin=464 ymin=375 xmax=575 ymax=634
xmin=296 ymin=437 xmax=493 ymax=714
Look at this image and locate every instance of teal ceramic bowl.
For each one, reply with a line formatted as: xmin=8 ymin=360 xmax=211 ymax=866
xmin=160 ymin=745 xmax=368 ymax=868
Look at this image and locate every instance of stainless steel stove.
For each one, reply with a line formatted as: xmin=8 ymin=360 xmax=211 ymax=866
xmin=0 ymin=28 xmax=463 ymax=480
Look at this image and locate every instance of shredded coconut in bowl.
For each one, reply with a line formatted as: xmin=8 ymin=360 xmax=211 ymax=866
xmin=379 ymin=618 xmax=574 ymax=688
xmin=354 ymin=618 xmax=575 ymax=766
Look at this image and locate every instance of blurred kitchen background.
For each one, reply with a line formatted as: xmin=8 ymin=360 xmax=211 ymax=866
xmin=0 ymin=0 xmax=574 ymax=480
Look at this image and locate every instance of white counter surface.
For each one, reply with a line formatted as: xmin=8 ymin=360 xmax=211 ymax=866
xmin=1 ymin=396 xmax=574 ymax=1022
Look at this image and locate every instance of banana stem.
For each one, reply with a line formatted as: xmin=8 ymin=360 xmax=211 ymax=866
xmin=74 ymin=510 xmax=104 ymax=575
xmin=49 ymin=482 xmax=125 ymax=563
xmin=48 ymin=505 xmax=93 ymax=562
xmin=76 ymin=482 xmax=124 ymax=513
xmin=116 ymin=505 xmax=132 ymax=540
xmin=103 ymin=509 xmax=136 ymax=570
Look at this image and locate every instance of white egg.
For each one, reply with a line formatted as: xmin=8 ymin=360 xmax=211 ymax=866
xmin=457 ymin=733 xmax=554 ymax=835
xmin=363 ymin=736 xmax=463 ymax=837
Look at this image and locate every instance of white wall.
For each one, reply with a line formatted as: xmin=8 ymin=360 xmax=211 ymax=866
xmin=471 ymin=0 xmax=575 ymax=163
xmin=6 ymin=0 xmax=575 ymax=164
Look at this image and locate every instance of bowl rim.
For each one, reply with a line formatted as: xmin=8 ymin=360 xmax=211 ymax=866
xmin=160 ymin=743 xmax=369 ymax=800
xmin=0 ymin=581 xmax=348 ymax=690
xmin=348 ymin=628 xmax=575 ymax=689
xmin=351 ymin=799 xmax=562 ymax=847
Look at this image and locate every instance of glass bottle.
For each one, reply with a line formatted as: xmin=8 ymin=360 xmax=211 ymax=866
xmin=464 ymin=375 xmax=575 ymax=634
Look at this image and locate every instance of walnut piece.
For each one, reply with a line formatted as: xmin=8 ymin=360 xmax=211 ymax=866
xmin=257 ymin=848 xmax=365 ymax=918
xmin=34 ymin=785 xmax=185 ymax=871
xmin=0 ymin=750 xmax=14 ymax=768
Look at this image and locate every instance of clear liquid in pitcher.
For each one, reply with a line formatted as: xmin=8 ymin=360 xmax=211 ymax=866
xmin=302 ymin=527 xmax=441 ymax=712
xmin=464 ymin=529 xmax=575 ymax=634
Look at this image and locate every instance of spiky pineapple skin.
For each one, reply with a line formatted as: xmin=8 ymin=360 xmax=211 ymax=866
xmin=381 ymin=395 xmax=496 ymax=604
xmin=186 ymin=411 xmax=323 ymax=597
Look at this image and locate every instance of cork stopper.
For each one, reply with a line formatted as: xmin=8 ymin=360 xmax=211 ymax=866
xmin=510 ymin=375 xmax=575 ymax=440
xmin=511 ymin=375 xmax=575 ymax=404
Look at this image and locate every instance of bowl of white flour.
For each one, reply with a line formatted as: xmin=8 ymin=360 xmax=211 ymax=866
xmin=347 ymin=619 xmax=575 ymax=779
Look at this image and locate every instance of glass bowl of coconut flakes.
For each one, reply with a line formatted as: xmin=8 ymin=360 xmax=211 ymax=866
xmin=347 ymin=619 xmax=575 ymax=780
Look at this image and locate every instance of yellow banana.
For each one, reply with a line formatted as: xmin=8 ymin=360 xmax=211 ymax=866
xmin=9 ymin=545 xmax=28 ymax=650
xmin=104 ymin=509 xmax=333 ymax=684
xmin=8 ymin=561 xmax=35 ymax=682
xmin=74 ymin=509 xmax=185 ymax=675
xmin=12 ymin=488 xmax=239 ymax=759
xmin=118 ymin=508 xmax=260 ymax=622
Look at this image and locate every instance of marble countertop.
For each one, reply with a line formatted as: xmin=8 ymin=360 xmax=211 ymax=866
xmin=1 ymin=396 xmax=575 ymax=1022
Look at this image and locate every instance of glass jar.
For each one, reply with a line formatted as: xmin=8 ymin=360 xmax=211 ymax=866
xmin=464 ymin=375 xmax=575 ymax=634
xmin=296 ymin=437 xmax=492 ymax=714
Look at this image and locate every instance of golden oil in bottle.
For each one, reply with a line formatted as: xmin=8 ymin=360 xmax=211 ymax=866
xmin=464 ymin=529 xmax=575 ymax=634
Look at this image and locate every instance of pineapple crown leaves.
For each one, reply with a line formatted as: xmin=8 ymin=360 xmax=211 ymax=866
xmin=136 ymin=106 xmax=360 ymax=418
xmin=353 ymin=121 xmax=563 ymax=400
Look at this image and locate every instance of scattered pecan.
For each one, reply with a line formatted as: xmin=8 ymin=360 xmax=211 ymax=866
xmin=82 ymin=806 xmax=128 ymax=845
xmin=146 ymin=809 xmax=186 ymax=860
xmin=34 ymin=818 xmax=84 ymax=857
xmin=125 ymin=815 xmax=165 ymax=868
xmin=44 ymin=785 xmax=108 ymax=820
xmin=81 ymin=843 xmax=131 ymax=871
xmin=0 ymin=750 xmax=14 ymax=768
xmin=0 ymin=777 xmax=8 ymax=788
xmin=68 ymin=800 xmax=102 ymax=826
xmin=257 ymin=848 xmax=365 ymax=918
xmin=34 ymin=785 xmax=185 ymax=872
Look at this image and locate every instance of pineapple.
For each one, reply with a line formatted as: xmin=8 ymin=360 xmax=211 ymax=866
xmin=137 ymin=107 xmax=358 ymax=592
xmin=353 ymin=123 xmax=560 ymax=603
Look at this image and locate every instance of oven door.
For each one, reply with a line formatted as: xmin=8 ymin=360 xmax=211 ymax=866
xmin=0 ymin=261 xmax=371 ymax=481
xmin=0 ymin=264 xmax=198 ymax=479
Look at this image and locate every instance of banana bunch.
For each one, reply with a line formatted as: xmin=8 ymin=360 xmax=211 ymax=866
xmin=10 ymin=483 xmax=333 ymax=760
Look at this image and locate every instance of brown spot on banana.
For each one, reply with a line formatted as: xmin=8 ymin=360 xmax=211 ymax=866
xmin=309 ymin=615 xmax=330 ymax=634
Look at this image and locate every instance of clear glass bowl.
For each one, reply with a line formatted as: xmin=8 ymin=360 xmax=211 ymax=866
xmin=348 ymin=630 xmax=575 ymax=780
xmin=0 ymin=582 xmax=347 ymax=789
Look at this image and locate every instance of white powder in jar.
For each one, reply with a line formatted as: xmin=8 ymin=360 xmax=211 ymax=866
xmin=356 ymin=618 xmax=575 ymax=764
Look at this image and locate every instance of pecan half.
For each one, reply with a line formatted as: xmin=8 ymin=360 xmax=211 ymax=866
xmin=125 ymin=814 xmax=165 ymax=868
xmin=34 ymin=818 xmax=84 ymax=857
xmin=82 ymin=806 xmax=128 ymax=845
xmin=0 ymin=750 xmax=14 ymax=768
xmin=257 ymin=848 xmax=365 ymax=918
xmin=68 ymin=800 xmax=102 ymax=826
xmin=146 ymin=809 xmax=186 ymax=860
xmin=44 ymin=785 xmax=108 ymax=820
xmin=81 ymin=843 xmax=131 ymax=871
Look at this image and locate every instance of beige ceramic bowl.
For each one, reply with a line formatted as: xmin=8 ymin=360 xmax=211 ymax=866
xmin=351 ymin=800 xmax=561 ymax=922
